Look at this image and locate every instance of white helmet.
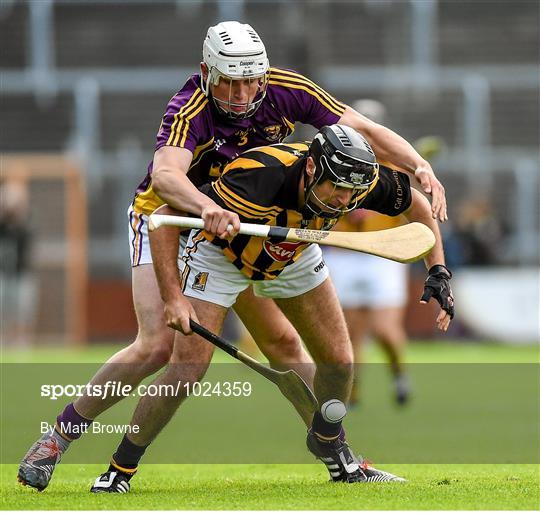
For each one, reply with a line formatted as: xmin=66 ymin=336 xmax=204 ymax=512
xmin=202 ymin=21 xmax=270 ymax=118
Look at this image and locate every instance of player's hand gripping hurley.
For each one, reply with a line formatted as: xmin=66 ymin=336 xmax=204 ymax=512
xmin=149 ymin=214 xmax=435 ymax=263
xmin=189 ymin=320 xmax=318 ymax=415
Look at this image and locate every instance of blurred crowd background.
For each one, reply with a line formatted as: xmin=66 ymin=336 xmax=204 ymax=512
xmin=1 ymin=0 xmax=538 ymax=346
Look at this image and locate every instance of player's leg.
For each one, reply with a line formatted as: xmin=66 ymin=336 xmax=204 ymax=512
xmin=275 ymin=278 xmax=353 ymax=403
xmin=131 ymin=297 xmax=226 ymax=446
xmin=18 ymin=264 xmax=176 ymax=491
xmin=18 ymin=212 xmax=176 ymax=491
xmin=342 ymin=307 xmax=370 ymax=406
xmin=371 ymin=307 xmax=406 ymax=375
xmin=255 ymin=246 xmax=353 ymax=405
xmin=259 ymin=247 xmax=403 ymax=483
xmin=371 ymin=305 xmax=410 ymax=404
xmin=369 ymin=261 xmax=410 ymax=404
xmin=91 ymin=297 xmax=227 ymax=493
xmin=92 ymin=232 xmax=243 ymax=493
xmin=76 ymin=265 xmax=176 ymax=417
xmin=274 ymin=278 xmax=403 ymax=483
xmin=323 ymin=248 xmax=372 ymax=407
xmin=233 ymin=288 xmax=315 ymax=425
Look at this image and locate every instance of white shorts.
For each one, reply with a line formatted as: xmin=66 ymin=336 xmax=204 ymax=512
xmin=323 ymin=248 xmax=408 ymax=309
xmin=181 ymin=231 xmax=329 ymax=308
xmin=128 ymin=205 xmax=185 ymax=266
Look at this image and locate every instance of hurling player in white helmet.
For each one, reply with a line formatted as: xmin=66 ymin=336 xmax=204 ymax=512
xmin=201 ymin=21 xmax=270 ymax=118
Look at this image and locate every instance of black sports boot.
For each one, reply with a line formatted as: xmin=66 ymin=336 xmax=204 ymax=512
xmin=306 ymin=429 xmax=405 ymax=483
xmin=90 ymin=471 xmax=132 ymax=493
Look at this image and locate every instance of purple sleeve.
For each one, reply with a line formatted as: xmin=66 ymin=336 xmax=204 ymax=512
xmin=267 ymin=68 xmax=346 ymax=128
xmin=155 ymin=76 xmax=210 ymax=154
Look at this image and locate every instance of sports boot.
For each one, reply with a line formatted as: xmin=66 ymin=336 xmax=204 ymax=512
xmin=90 ymin=471 xmax=131 ymax=493
xmin=306 ymin=429 xmax=405 ymax=483
xmin=18 ymin=434 xmax=66 ymax=491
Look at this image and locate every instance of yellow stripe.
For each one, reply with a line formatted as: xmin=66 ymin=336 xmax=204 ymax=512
xmin=184 ymin=230 xmax=207 ymax=259
xmin=222 ymin=247 xmax=254 ymax=279
xmin=312 ymin=432 xmax=339 ymax=442
xmin=240 ymin=239 xmax=265 ymax=276
xmin=213 ymin=182 xmax=278 ymax=220
xmin=110 ymin=459 xmax=138 ymax=475
xmin=171 ymin=92 xmax=202 ymax=146
xmin=171 ymin=90 xmax=206 ymax=146
xmin=215 ymin=180 xmax=281 ymax=215
xmin=222 ymin=157 xmax=266 ymax=174
xmin=215 ymin=180 xmax=283 ymax=215
xmin=190 ymin=137 xmax=215 ymax=168
xmin=172 ymin=90 xmax=206 ymax=146
xmin=269 ymin=80 xmax=344 ymax=117
xmin=182 ymin=230 xmax=208 ymax=284
xmin=282 ymin=116 xmax=295 ymax=132
xmin=213 ymin=183 xmax=264 ymax=220
xmin=249 ymin=145 xmax=301 ymax=166
xmin=269 ymin=68 xmax=345 ymax=115
xmin=167 ymin=90 xmax=204 ymax=146
xmin=180 ymin=261 xmax=190 ymax=292
xmin=131 ymin=213 xmax=142 ymax=264
xmin=270 ymin=67 xmax=345 ymax=113
xmin=178 ymin=95 xmax=209 ymax=147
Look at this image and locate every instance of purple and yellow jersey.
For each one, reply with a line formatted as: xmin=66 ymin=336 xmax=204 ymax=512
xmin=132 ymin=67 xmax=346 ymax=215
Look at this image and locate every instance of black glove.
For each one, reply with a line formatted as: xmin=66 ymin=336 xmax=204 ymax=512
xmin=421 ymin=265 xmax=454 ymax=319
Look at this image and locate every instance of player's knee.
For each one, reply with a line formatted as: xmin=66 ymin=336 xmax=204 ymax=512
xmin=275 ymin=330 xmax=305 ymax=359
xmin=131 ymin=335 xmax=174 ymax=367
xmin=148 ymin=344 xmax=174 ymax=366
xmin=259 ymin=329 xmax=304 ymax=360
xmin=319 ymin=360 xmax=354 ymax=386
xmin=166 ymin=361 xmax=209 ymax=386
xmin=318 ymin=347 xmax=354 ymax=381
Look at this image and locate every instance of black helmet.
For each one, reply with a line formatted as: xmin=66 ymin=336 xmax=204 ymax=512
xmin=305 ymin=124 xmax=379 ymax=218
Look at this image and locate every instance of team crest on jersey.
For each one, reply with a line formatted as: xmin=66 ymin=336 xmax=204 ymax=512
xmin=263 ymin=240 xmax=302 ymax=262
xmin=192 ymin=272 xmax=209 ymax=291
xmin=263 ymin=125 xmax=282 ymax=142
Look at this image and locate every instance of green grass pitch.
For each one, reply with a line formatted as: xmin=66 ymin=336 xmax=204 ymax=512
xmin=2 ymin=464 xmax=539 ymax=510
xmin=2 ymin=341 xmax=539 ymax=509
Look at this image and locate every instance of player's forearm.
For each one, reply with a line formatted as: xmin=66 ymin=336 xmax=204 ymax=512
xmin=340 ymin=106 xmax=426 ymax=173
xmin=148 ymin=224 xmax=184 ymax=304
xmin=403 ymin=190 xmax=446 ymax=269
xmin=152 ymin=169 xmax=216 ymax=215
xmin=364 ymin=123 xmax=427 ymax=174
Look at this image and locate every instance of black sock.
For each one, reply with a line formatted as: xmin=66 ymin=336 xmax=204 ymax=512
xmin=311 ymin=411 xmax=342 ymax=441
xmin=109 ymin=435 xmax=149 ymax=478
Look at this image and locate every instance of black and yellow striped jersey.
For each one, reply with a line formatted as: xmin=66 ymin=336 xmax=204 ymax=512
xmin=199 ymin=143 xmax=413 ymax=281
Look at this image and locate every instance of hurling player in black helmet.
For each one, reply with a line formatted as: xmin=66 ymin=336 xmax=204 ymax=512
xmin=304 ymin=124 xmax=380 ymax=219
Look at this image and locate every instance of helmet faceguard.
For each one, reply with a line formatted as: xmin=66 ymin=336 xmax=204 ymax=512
xmin=305 ymin=125 xmax=379 ymax=219
xmin=202 ymin=21 xmax=270 ymax=119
